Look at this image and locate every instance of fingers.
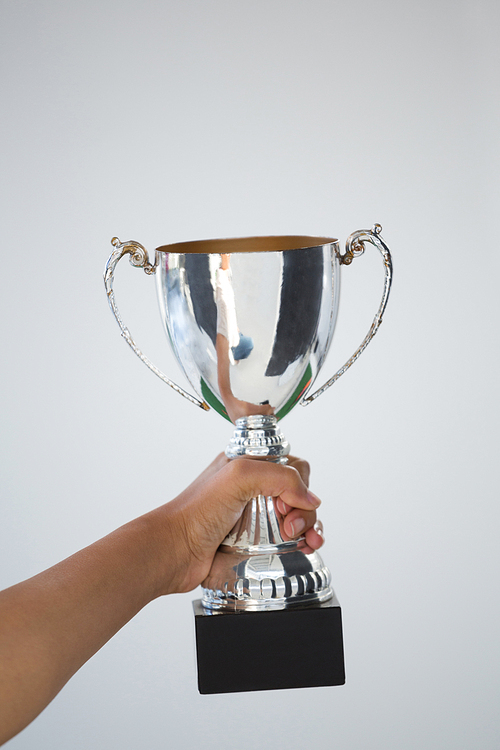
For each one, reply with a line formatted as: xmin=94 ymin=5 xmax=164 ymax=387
xmin=305 ymin=520 xmax=324 ymax=550
xmin=281 ymin=508 xmax=317 ymax=539
xmin=275 ymin=489 xmax=320 ymax=517
xmin=275 ymin=504 xmax=325 ymax=549
xmin=193 ymin=454 xmax=310 ymax=502
xmin=191 ymin=454 xmax=309 ymax=497
xmin=226 ymin=458 xmax=320 ymax=515
xmin=286 ymin=456 xmax=310 ymax=488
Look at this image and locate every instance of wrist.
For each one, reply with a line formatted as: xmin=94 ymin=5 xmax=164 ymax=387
xmin=138 ymin=500 xmax=191 ymax=599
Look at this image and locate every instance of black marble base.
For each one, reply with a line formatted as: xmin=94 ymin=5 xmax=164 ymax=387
xmin=193 ymin=594 xmax=345 ymax=694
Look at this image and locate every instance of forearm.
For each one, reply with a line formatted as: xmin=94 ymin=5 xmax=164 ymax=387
xmin=0 ymin=508 xmax=177 ymax=745
xmin=0 ymin=455 xmax=321 ymax=745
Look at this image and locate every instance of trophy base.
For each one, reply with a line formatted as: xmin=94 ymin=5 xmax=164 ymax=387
xmin=192 ymin=594 xmax=345 ymax=694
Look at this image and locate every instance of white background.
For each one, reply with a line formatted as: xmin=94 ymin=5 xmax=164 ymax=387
xmin=1 ymin=2 xmax=499 ymax=748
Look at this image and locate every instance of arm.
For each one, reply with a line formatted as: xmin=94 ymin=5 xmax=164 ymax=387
xmin=0 ymin=454 xmax=322 ymax=745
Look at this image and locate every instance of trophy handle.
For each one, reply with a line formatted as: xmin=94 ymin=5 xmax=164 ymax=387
xmin=301 ymin=224 xmax=393 ymax=406
xmin=104 ymin=237 xmax=210 ymax=411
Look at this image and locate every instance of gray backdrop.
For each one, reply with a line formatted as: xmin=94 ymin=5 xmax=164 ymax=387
xmin=1 ymin=1 xmax=499 ymax=748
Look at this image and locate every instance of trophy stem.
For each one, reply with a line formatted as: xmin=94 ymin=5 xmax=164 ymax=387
xmin=222 ymin=494 xmax=288 ymax=551
xmin=201 ymin=416 xmax=333 ymax=612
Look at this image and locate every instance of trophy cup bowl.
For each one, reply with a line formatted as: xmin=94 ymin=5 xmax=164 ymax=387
xmin=104 ymin=226 xmax=393 ymax=693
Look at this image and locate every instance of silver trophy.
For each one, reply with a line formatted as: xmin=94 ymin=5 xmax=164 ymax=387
xmin=104 ymin=225 xmax=392 ymax=693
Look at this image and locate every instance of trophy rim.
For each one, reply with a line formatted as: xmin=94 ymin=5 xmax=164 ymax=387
xmin=156 ymin=234 xmax=339 ymax=254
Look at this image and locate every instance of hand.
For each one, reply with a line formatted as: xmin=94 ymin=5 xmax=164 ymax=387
xmin=276 ymin=456 xmax=325 ymax=555
xmin=0 ymin=454 xmax=324 ymax=743
xmin=149 ymin=454 xmax=325 ymax=596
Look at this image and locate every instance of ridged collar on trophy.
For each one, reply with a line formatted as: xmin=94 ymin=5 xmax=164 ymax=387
xmin=155 ymin=235 xmax=338 ymax=254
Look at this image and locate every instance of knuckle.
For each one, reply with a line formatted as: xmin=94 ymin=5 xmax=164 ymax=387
xmin=295 ymin=458 xmax=311 ymax=479
xmin=225 ymin=457 xmax=252 ymax=483
xmin=284 ymin=463 xmax=305 ymax=489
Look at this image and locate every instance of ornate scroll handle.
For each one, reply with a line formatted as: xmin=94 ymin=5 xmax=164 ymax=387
xmin=301 ymin=223 xmax=393 ymax=406
xmin=104 ymin=237 xmax=210 ymax=411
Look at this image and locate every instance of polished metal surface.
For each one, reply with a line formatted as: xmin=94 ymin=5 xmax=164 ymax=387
xmin=156 ymin=236 xmax=340 ymax=423
xmin=202 ymin=537 xmax=333 ymax=612
xmin=104 ymin=228 xmax=393 ymax=612
xmin=105 ymin=228 xmax=393 ymax=420
xmin=225 ymin=415 xmax=290 ymax=459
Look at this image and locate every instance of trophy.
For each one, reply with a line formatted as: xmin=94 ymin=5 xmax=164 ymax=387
xmin=104 ymin=224 xmax=392 ymax=693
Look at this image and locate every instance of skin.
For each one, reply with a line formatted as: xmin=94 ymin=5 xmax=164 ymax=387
xmin=0 ymin=454 xmax=323 ymax=745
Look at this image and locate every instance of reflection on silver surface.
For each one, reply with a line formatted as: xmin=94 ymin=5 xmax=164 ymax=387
xmin=156 ymin=237 xmax=340 ymax=423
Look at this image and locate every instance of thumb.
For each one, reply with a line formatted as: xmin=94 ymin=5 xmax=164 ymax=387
xmin=214 ymin=458 xmax=320 ymax=521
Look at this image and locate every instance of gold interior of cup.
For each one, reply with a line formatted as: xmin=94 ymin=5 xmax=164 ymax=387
xmin=156 ymin=235 xmax=338 ymax=254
